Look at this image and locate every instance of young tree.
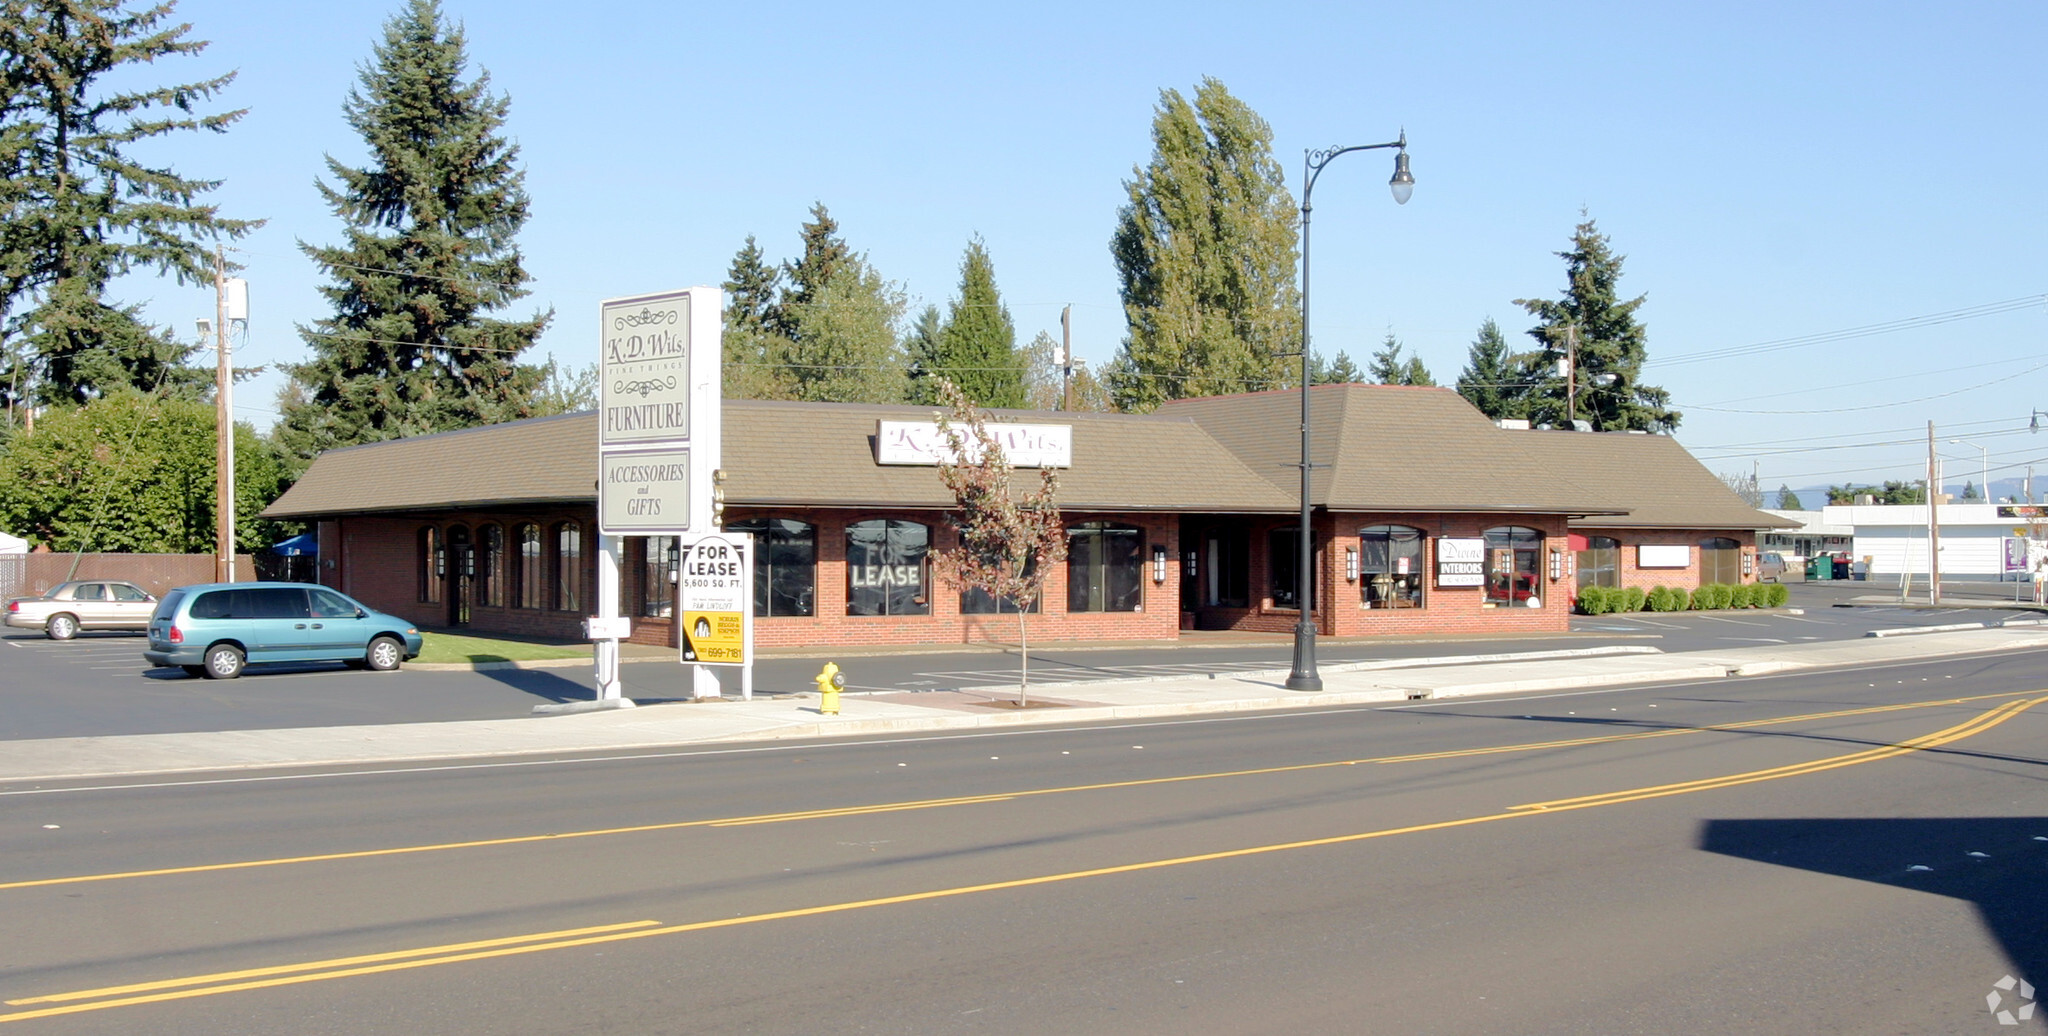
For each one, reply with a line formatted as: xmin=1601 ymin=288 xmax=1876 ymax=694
xmin=1776 ymin=484 xmax=1805 ymax=510
xmin=1720 ymin=471 xmax=1763 ymax=508
xmin=1020 ymin=331 xmax=1114 ymax=412
xmin=530 ymin=359 xmax=597 ymax=416
xmin=1514 ymin=215 xmax=1677 ymax=432
xmin=1368 ymin=334 xmax=1434 ymax=386
xmin=931 ymin=379 xmax=1066 ymax=707
xmin=1456 ymin=318 xmax=1530 ymax=420
xmin=1107 ymin=77 xmax=1299 ymax=411
xmin=278 ymin=0 xmax=549 ymax=459
xmin=0 ymin=0 xmax=259 ymax=405
xmin=928 ymin=237 xmax=1025 ymax=409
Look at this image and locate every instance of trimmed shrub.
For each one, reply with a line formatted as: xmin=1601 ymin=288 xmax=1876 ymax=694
xmin=1761 ymin=582 xmax=1790 ymax=608
xmin=1623 ymin=586 xmax=1646 ymax=612
xmin=1729 ymin=583 xmax=1756 ymax=609
xmin=1648 ymin=586 xmax=1685 ymax=612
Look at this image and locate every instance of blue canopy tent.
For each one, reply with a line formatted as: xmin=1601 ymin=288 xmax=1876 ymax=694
xmin=272 ymin=533 xmax=317 ymax=556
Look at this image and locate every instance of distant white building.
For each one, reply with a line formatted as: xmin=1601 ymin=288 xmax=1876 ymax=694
xmin=0 ymin=530 xmax=26 ymax=555
xmin=1821 ymin=503 xmax=2045 ymax=580
xmin=1759 ymin=510 xmax=1852 ymax=560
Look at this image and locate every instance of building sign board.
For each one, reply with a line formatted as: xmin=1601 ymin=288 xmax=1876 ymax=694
xmin=1435 ymin=537 xmax=1484 ymax=587
xmin=1999 ymin=505 xmax=2048 ymax=519
xmin=1639 ymin=544 xmax=1691 ymax=569
xmin=677 ymin=532 xmax=751 ymax=666
xmin=596 ymin=287 xmax=722 ymax=536
xmin=2005 ymin=537 xmax=2029 ymax=574
xmin=875 ymin=420 xmax=1073 ymax=468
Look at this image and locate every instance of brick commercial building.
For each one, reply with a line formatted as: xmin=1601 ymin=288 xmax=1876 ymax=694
xmin=262 ymin=384 xmax=1789 ymax=649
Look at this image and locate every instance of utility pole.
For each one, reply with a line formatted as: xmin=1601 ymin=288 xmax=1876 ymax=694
xmin=1927 ymin=421 xmax=1940 ymax=605
xmin=213 ymin=246 xmax=233 ymax=583
xmin=1060 ymin=304 xmax=1073 ymax=412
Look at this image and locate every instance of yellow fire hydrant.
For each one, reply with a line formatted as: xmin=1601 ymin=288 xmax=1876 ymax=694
xmin=814 ymin=662 xmax=846 ymax=715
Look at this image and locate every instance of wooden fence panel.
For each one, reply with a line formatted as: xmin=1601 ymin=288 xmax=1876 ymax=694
xmin=0 ymin=554 xmax=254 ymax=600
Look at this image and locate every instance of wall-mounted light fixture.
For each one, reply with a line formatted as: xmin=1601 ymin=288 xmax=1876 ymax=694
xmin=1548 ymin=548 xmax=1565 ymax=581
xmin=1344 ymin=547 xmax=1359 ymax=582
xmin=1152 ymin=544 xmax=1169 ymax=584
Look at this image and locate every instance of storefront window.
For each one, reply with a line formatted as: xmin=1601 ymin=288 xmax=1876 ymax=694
xmin=1483 ymin=525 xmax=1545 ymax=608
xmin=846 ymin=520 xmax=929 ymax=616
xmin=554 ymin=523 xmax=582 ymax=612
xmin=1700 ymin=536 xmax=1742 ymax=584
xmin=479 ymin=524 xmax=505 ymax=608
xmin=642 ymin=536 xmax=677 ymax=618
xmin=1577 ymin=536 xmax=1621 ymax=592
xmin=1203 ymin=528 xmax=1249 ymax=607
xmin=1360 ymin=525 xmax=1425 ymax=609
xmin=1267 ymin=527 xmax=1315 ymax=610
xmin=418 ymin=527 xmax=442 ymax=604
xmin=962 ymin=557 xmax=1040 ymax=614
xmin=728 ymin=518 xmax=816 ymax=617
xmin=1068 ymin=523 xmax=1142 ymax=612
xmin=516 ymin=523 xmax=543 ymax=609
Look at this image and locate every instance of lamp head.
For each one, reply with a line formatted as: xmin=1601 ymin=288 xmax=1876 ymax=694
xmin=1388 ymin=150 xmax=1414 ymax=205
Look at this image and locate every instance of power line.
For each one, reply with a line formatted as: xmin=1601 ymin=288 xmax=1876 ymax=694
xmin=1649 ymin=293 xmax=2046 ymax=368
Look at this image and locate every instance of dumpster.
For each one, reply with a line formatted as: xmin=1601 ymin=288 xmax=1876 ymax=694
xmin=1807 ymin=556 xmax=1831 ymax=581
xmin=1832 ymin=556 xmax=1851 ymax=580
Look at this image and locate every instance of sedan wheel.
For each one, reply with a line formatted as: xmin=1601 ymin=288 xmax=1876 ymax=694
xmin=46 ymin=614 xmax=78 ymax=640
xmin=366 ymin=636 xmax=404 ymax=672
xmin=203 ymin=644 xmax=245 ymax=680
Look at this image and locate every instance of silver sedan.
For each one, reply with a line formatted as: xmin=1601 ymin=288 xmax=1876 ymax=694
xmin=4 ymin=580 xmax=159 ymax=639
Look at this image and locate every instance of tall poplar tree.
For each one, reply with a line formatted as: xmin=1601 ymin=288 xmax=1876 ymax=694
xmin=1513 ymin=216 xmax=1677 ymax=432
xmin=930 ymin=237 xmax=1024 ymax=408
xmin=278 ymin=0 xmax=548 ymax=458
xmin=1107 ymin=77 xmax=1299 ymax=412
xmin=781 ymin=257 xmax=906 ymax=404
xmin=0 ymin=0 xmax=258 ymax=407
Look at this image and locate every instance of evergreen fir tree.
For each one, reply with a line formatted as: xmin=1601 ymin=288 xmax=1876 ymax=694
xmin=1310 ymin=350 xmax=1362 ymax=385
xmin=776 ymin=202 xmax=849 ymax=342
xmin=0 ymin=0 xmax=259 ymax=405
xmin=932 ymin=237 xmax=1025 ymax=408
xmin=1367 ymin=334 xmax=1434 ymax=386
xmin=278 ymin=0 xmax=548 ymax=458
xmin=1514 ymin=215 xmax=1677 ymax=432
xmin=903 ymin=304 xmax=944 ymax=405
xmin=1456 ymin=318 xmax=1529 ymax=419
xmin=722 ymin=234 xmax=791 ymax=400
xmin=1107 ymin=77 xmax=1299 ymax=411
xmin=1775 ymin=485 xmax=1804 ymax=510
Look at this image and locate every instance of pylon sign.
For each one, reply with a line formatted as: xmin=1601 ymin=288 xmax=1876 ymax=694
xmin=677 ymin=532 xmax=751 ymax=666
xmin=598 ymin=287 xmax=721 ymax=535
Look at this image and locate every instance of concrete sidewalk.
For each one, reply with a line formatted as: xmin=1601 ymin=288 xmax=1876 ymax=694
xmin=7 ymin=622 xmax=2047 ymax=784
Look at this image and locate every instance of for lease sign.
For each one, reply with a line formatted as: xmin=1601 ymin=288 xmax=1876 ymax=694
xmin=677 ymin=533 xmax=750 ymax=666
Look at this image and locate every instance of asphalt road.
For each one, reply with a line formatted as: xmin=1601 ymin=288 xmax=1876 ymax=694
xmin=5 ymin=650 xmax=2047 ymax=1033
xmin=1 ymin=580 xmax=2036 ymax=740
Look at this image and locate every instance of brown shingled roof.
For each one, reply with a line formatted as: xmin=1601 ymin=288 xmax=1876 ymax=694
xmin=1158 ymin=384 xmax=1628 ymax=516
xmin=264 ymin=399 xmax=1298 ymax=519
xmin=1509 ymin=430 xmax=1801 ymax=530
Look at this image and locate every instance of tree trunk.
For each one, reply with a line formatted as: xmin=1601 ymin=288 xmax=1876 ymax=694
xmin=1016 ymin=607 xmax=1029 ymax=708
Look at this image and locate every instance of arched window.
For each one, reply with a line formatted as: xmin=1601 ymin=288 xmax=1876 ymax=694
xmin=515 ymin=523 xmax=543 ymax=609
xmin=479 ymin=524 xmax=505 ymax=608
xmin=1700 ymin=536 xmax=1742 ymax=584
xmin=642 ymin=537 xmax=677 ymax=618
xmin=727 ymin=518 xmax=816 ymax=617
xmin=1359 ymin=525 xmax=1425 ymax=609
xmin=846 ymin=520 xmax=930 ymax=616
xmin=554 ymin=522 xmax=582 ymax=612
xmin=1482 ymin=526 xmax=1545 ymax=608
xmin=1577 ymin=536 xmax=1621 ymax=591
xmin=419 ymin=527 xmax=443 ymax=604
xmin=1068 ymin=523 xmax=1142 ymax=612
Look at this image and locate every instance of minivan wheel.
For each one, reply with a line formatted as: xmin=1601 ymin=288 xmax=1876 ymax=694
xmin=203 ymin=644 xmax=245 ymax=680
xmin=366 ymin=636 xmax=404 ymax=672
xmin=46 ymin=613 xmax=78 ymax=640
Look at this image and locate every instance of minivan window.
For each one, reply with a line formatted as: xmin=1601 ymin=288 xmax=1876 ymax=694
xmin=251 ymin=588 xmax=311 ymax=619
xmin=154 ymin=589 xmax=186 ymax=621
xmin=189 ymin=588 xmax=313 ymax=619
xmin=310 ymin=589 xmax=358 ymax=619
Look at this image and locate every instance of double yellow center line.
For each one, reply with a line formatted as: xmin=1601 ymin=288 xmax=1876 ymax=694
xmin=4 ymin=691 xmax=2043 ymax=1024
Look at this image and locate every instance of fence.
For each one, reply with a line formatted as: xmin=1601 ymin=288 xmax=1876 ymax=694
xmin=0 ymin=553 xmax=254 ymax=600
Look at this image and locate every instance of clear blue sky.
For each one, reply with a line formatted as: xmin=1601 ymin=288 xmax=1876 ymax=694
xmin=122 ymin=0 xmax=2046 ymax=501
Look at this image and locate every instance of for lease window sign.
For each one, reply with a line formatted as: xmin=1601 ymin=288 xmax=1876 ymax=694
xmin=1435 ymin=537 xmax=1484 ymax=587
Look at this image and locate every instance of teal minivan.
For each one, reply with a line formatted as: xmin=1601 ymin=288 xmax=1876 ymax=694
xmin=144 ymin=582 xmax=423 ymax=679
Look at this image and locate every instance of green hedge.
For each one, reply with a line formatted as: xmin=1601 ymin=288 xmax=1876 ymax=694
xmin=1577 ymin=582 xmax=1789 ymax=615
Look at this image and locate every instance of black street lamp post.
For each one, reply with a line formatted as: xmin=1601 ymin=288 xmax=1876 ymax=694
xmin=1286 ymin=134 xmax=1413 ymax=692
